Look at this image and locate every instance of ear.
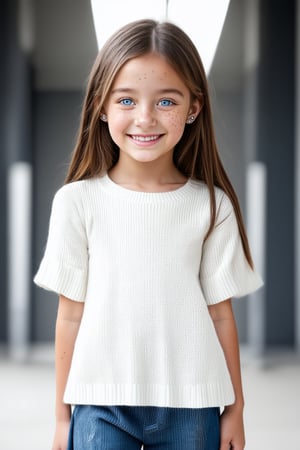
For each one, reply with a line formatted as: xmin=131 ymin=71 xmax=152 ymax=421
xmin=100 ymin=113 xmax=108 ymax=122
xmin=186 ymin=97 xmax=203 ymax=125
xmin=188 ymin=96 xmax=203 ymax=120
xmin=93 ymin=94 xmax=107 ymax=120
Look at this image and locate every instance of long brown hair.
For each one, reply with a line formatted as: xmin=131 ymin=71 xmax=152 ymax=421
xmin=65 ymin=19 xmax=253 ymax=268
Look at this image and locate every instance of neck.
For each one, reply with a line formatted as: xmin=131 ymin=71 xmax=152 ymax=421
xmin=109 ymin=154 xmax=186 ymax=190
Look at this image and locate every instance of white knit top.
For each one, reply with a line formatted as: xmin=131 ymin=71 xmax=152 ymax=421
xmin=34 ymin=174 xmax=262 ymax=408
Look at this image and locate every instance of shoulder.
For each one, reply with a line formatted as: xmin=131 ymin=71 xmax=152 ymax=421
xmin=188 ymin=179 xmax=236 ymax=226
xmin=55 ymin=177 xmax=99 ymax=196
xmin=53 ymin=177 xmax=100 ymax=203
xmin=188 ymin=179 xmax=227 ymax=205
xmin=51 ymin=178 xmax=101 ymax=220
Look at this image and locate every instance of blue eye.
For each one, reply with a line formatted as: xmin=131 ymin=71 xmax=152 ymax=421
xmin=120 ymin=98 xmax=134 ymax=106
xmin=159 ymin=99 xmax=174 ymax=107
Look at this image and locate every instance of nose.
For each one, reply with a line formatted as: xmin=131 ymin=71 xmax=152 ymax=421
xmin=134 ymin=105 xmax=156 ymax=128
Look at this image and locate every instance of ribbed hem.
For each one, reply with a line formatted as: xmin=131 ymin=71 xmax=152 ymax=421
xmin=34 ymin=258 xmax=87 ymax=302
xmin=64 ymin=382 xmax=234 ymax=408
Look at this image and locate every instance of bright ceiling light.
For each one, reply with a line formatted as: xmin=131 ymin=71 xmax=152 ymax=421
xmin=167 ymin=0 xmax=230 ymax=73
xmin=90 ymin=0 xmax=230 ymax=74
xmin=91 ymin=0 xmax=166 ymax=49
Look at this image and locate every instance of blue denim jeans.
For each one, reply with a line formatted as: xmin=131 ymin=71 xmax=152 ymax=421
xmin=67 ymin=405 xmax=220 ymax=449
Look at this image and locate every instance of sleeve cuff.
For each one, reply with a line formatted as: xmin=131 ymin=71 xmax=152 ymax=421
xmin=34 ymin=258 xmax=87 ymax=302
xmin=201 ymin=266 xmax=264 ymax=305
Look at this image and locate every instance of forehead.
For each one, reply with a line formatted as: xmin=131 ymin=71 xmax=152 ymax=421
xmin=111 ymin=53 xmax=187 ymax=90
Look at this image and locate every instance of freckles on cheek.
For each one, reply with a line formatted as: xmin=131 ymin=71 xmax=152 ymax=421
xmin=166 ymin=112 xmax=186 ymax=131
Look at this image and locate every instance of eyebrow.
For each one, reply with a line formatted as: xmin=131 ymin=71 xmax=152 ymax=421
xmin=110 ymin=88 xmax=184 ymax=98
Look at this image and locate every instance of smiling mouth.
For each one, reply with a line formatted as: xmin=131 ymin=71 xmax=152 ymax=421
xmin=129 ymin=134 xmax=162 ymax=142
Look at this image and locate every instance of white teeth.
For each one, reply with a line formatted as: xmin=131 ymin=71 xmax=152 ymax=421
xmin=131 ymin=135 xmax=159 ymax=142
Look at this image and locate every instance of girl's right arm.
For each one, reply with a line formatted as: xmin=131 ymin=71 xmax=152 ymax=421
xmin=52 ymin=295 xmax=84 ymax=450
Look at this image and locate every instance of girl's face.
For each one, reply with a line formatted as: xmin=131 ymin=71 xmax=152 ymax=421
xmin=103 ymin=53 xmax=201 ymax=167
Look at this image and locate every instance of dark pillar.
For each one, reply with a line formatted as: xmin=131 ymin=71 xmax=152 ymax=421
xmin=0 ymin=0 xmax=9 ymax=344
xmin=256 ymin=0 xmax=296 ymax=348
xmin=1 ymin=0 xmax=33 ymax=358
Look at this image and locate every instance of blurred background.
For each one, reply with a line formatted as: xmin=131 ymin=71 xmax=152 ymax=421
xmin=0 ymin=0 xmax=299 ymax=449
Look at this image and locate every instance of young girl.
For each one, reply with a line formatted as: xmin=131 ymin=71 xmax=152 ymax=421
xmin=34 ymin=19 xmax=262 ymax=450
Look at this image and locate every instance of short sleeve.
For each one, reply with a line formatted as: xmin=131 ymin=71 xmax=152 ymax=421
xmin=34 ymin=185 xmax=88 ymax=302
xmin=199 ymin=193 xmax=263 ymax=305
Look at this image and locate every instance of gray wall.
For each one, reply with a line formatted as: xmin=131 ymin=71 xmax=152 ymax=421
xmin=1 ymin=0 xmax=33 ymax=343
xmin=209 ymin=0 xmax=248 ymax=341
xmin=210 ymin=0 xmax=296 ymax=347
xmin=1 ymin=0 xmax=298 ymax=351
xmin=256 ymin=0 xmax=295 ymax=346
xmin=32 ymin=92 xmax=83 ymax=341
xmin=0 ymin=0 xmax=9 ymax=342
xmin=211 ymin=90 xmax=248 ymax=342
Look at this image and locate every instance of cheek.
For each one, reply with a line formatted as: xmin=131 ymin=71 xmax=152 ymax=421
xmin=111 ymin=111 xmax=129 ymax=127
xmin=108 ymin=113 xmax=128 ymax=137
xmin=165 ymin=111 xmax=186 ymax=135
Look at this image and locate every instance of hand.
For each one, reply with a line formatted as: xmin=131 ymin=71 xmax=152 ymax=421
xmin=52 ymin=419 xmax=70 ymax=450
xmin=219 ymin=404 xmax=245 ymax=450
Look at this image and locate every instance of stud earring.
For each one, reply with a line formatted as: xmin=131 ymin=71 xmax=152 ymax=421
xmin=186 ymin=115 xmax=195 ymax=124
xmin=100 ymin=113 xmax=107 ymax=122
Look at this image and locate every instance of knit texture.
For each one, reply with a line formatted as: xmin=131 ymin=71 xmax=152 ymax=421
xmin=34 ymin=175 xmax=263 ymax=408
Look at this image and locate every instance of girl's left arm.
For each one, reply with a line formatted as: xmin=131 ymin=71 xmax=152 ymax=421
xmin=208 ymin=299 xmax=246 ymax=450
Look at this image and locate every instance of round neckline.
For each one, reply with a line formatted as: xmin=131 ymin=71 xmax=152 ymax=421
xmin=101 ymin=173 xmax=193 ymax=200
